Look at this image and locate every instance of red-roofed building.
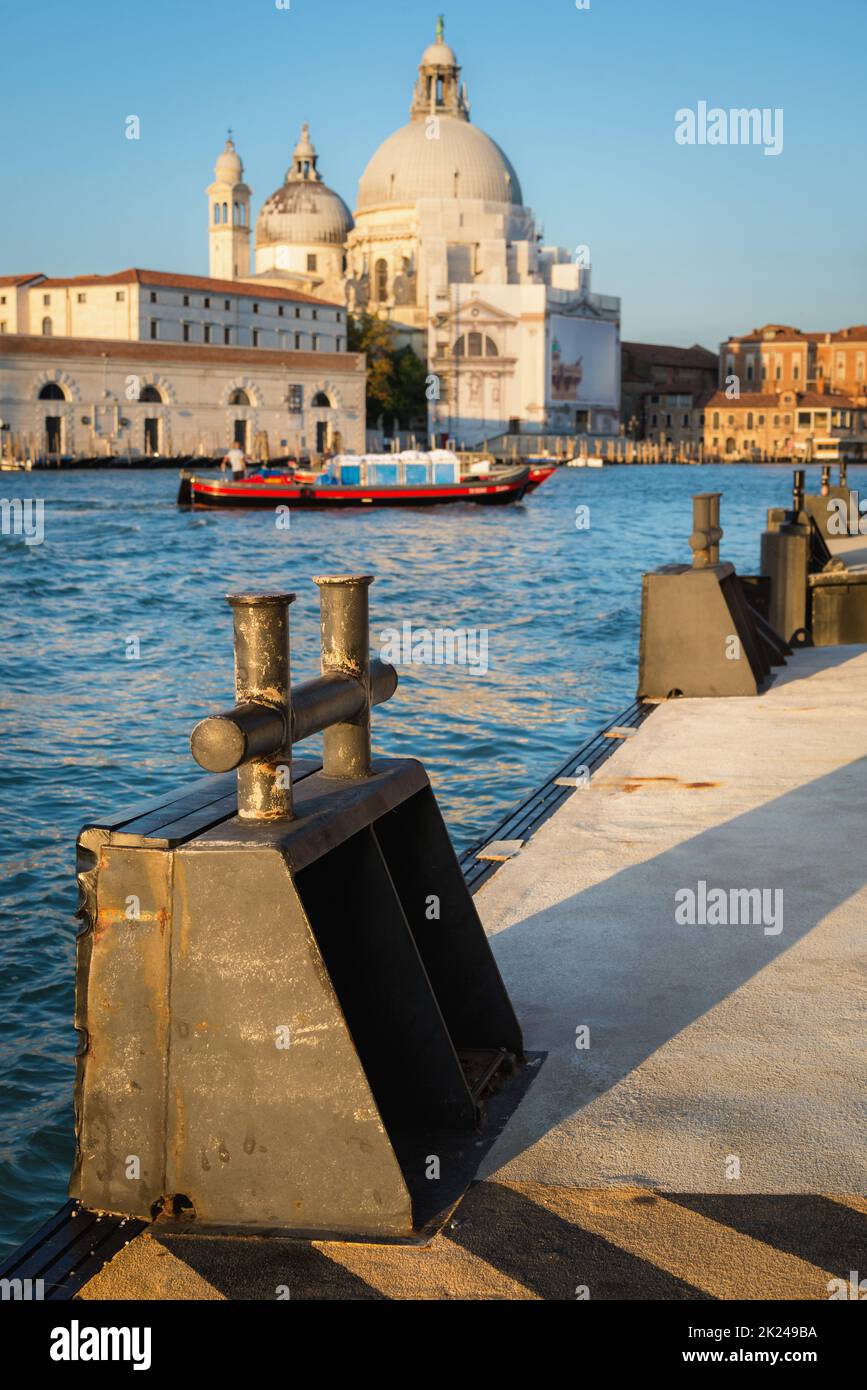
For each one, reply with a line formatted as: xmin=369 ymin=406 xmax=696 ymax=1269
xmin=620 ymin=340 xmax=719 ymax=444
xmin=16 ymin=268 xmax=345 ymax=353
xmin=0 ymin=274 xmax=46 ymax=335
xmin=0 ymin=268 xmax=364 ymax=460
xmin=703 ymin=387 xmax=867 ymax=460
xmin=703 ymin=324 xmax=867 ymax=458
xmin=721 ymin=324 xmax=867 ymax=400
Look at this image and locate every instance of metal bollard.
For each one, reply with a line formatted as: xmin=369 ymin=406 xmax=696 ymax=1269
xmin=793 ymin=468 xmax=805 ymax=515
xmin=229 ymin=591 xmax=294 ymax=820
xmin=689 ymin=492 xmax=722 ymax=568
xmin=840 ymin=459 xmax=848 ymax=487
xmin=314 ymin=574 xmax=374 ymax=778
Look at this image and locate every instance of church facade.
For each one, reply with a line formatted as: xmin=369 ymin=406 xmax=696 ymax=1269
xmin=225 ymin=19 xmax=621 ymax=446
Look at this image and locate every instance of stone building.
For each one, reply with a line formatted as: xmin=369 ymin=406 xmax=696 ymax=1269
xmin=0 ymin=334 xmax=364 ymax=463
xmin=702 ymin=388 xmax=867 ymax=460
xmin=720 ymin=324 xmax=867 ymax=398
xmin=6 ymin=268 xmax=346 ymax=353
xmin=702 ymin=324 xmax=867 ymax=459
xmin=620 ymin=341 xmax=718 ymax=443
xmin=0 ymin=269 xmax=362 ymax=461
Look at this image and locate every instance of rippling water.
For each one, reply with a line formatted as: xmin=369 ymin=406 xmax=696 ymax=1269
xmin=0 ymin=461 xmax=838 ymax=1255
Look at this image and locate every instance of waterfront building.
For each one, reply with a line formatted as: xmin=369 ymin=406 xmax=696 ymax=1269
xmin=703 ymin=324 xmax=867 ymax=459
xmin=227 ymin=20 xmax=622 ymax=446
xmin=0 ymin=21 xmax=620 ymax=457
xmin=620 ymin=341 xmax=718 ymax=444
xmin=0 ymin=333 xmax=364 ymax=462
xmin=7 ymin=269 xmax=345 ymax=354
xmin=0 ymin=270 xmax=361 ymax=461
xmin=721 ymin=324 xmax=867 ymax=399
xmin=702 ymin=387 xmax=867 ymax=461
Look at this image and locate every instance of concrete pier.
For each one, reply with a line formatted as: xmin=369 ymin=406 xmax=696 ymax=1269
xmin=74 ymin=643 xmax=866 ymax=1300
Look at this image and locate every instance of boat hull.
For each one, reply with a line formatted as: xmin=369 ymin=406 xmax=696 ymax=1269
xmin=180 ymin=470 xmax=530 ymax=509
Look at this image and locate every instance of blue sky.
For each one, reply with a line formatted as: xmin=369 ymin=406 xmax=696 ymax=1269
xmin=3 ymin=0 xmax=864 ymax=348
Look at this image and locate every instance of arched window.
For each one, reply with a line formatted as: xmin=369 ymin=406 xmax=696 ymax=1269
xmin=453 ymin=336 xmax=466 ymax=356
xmin=233 ymin=202 xmax=239 ymax=224
xmin=312 ymin=391 xmax=332 ymax=407
xmin=468 ymin=331 xmax=483 ymax=357
xmin=41 ymin=317 xmax=52 ymax=336
xmin=228 ymin=388 xmax=250 ymax=406
xmin=222 ymin=202 xmax=228 ymax=223
xmin=214 ymin=204 xmax=220 ymax=224
xmin=38 ymin=382 xmax=65 ymax=400
xmin=485 ymin=337 xmax=499 ymax=356
xmin=139 ymin=385 xmax=163 ymax=403
xmin=375 ymin=259 xmax=388 ymax=302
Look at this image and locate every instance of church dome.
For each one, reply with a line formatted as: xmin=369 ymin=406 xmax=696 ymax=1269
xmin=356 ymin=22 xmax=523 ymax=211
xmin=255 ymin=122 xmax=354 ymax=248
xmin=215 ymin=137 xmax=243 ymax=185
xmin=357 ymin=117 xmax=522 ymax=210
xmin=420 ymin=40 xmax=457 ymax=67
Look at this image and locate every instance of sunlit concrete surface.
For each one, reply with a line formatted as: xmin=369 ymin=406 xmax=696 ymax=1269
xmin=477 ymin=645 xmax=867 ymax=1193
xmin=77 ymin=1189 xmax=867 ymax=1300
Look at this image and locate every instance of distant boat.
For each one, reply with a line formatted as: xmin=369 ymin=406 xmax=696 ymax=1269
xmin=0 ymin=459 xmax=32 ymax=471
xmin=566 ymin=456 xmax=605 ymax=468
xmin=178 ymin=452 xmax=531 ymax=509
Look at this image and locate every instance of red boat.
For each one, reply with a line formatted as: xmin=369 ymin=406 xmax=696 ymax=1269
xmin=461 ymin=458 xmax=559 ymax=492
xmin=178 ymin=464 xmax=531 ymax=509
xmin=527 ymin=463 xmax=558 ymax=490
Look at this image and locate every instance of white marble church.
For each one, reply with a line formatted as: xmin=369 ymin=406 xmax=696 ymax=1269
xmin=217 ymin=18 xmax=621 ymax=446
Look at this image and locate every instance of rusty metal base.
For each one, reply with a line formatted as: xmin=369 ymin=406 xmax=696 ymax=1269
xmin=150 ymin=1053 xmax=545 ymax=1246
xmin=70 ymin=758 xmax=527 ymax=1241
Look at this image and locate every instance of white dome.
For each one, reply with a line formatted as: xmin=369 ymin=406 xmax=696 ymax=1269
xmin=215 ymin=138 xmax=243 ymax=185
xmin=256 ymin=181 xmax=353 ymax=247
xmin=256 ymin=123 xmax=354 ymax=248
xmin=357 ymin=116 xmax=523 ymax=210
xmin=420 ymin=40 xmax=457 ymax=66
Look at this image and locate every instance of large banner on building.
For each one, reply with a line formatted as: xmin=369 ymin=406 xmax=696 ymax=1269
xmin=548 ymin=317 xmax=618 ymax=408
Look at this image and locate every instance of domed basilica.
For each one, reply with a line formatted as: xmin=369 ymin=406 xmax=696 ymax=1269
xmin=207 ymin=18 xmax=621 ymax=444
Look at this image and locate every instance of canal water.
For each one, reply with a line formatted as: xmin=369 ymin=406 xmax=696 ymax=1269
xmin=0 ymin=462 xmax=837 ymax=1254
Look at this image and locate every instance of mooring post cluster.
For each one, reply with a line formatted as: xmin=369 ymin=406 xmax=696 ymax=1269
xmin=763 ymin=462 xmax=867 ymax=646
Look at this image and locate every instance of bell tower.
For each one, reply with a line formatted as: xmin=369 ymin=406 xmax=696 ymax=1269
xmin=207 ymin=135 xmax=252 ymax=281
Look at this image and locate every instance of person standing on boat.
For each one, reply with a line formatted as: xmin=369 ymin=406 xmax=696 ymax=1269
xmin=221 ymin=444 xmax=247 ymax=480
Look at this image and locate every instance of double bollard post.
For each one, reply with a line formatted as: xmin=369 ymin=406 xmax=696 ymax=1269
xmin=190 ymin=575 xmax=397 ymax=818
xmin=70 ymin=567 xmax=524 ymax=1240
xmin=689 ymin=491 xmax=722 ymax=568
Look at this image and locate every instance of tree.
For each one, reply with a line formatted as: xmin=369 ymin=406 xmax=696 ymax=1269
xmin=348 ymin=313 xmax=428 ymax=429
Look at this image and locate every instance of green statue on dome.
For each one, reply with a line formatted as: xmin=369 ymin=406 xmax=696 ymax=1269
xmin=436 ymin=14 xmax=444 ymax=43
